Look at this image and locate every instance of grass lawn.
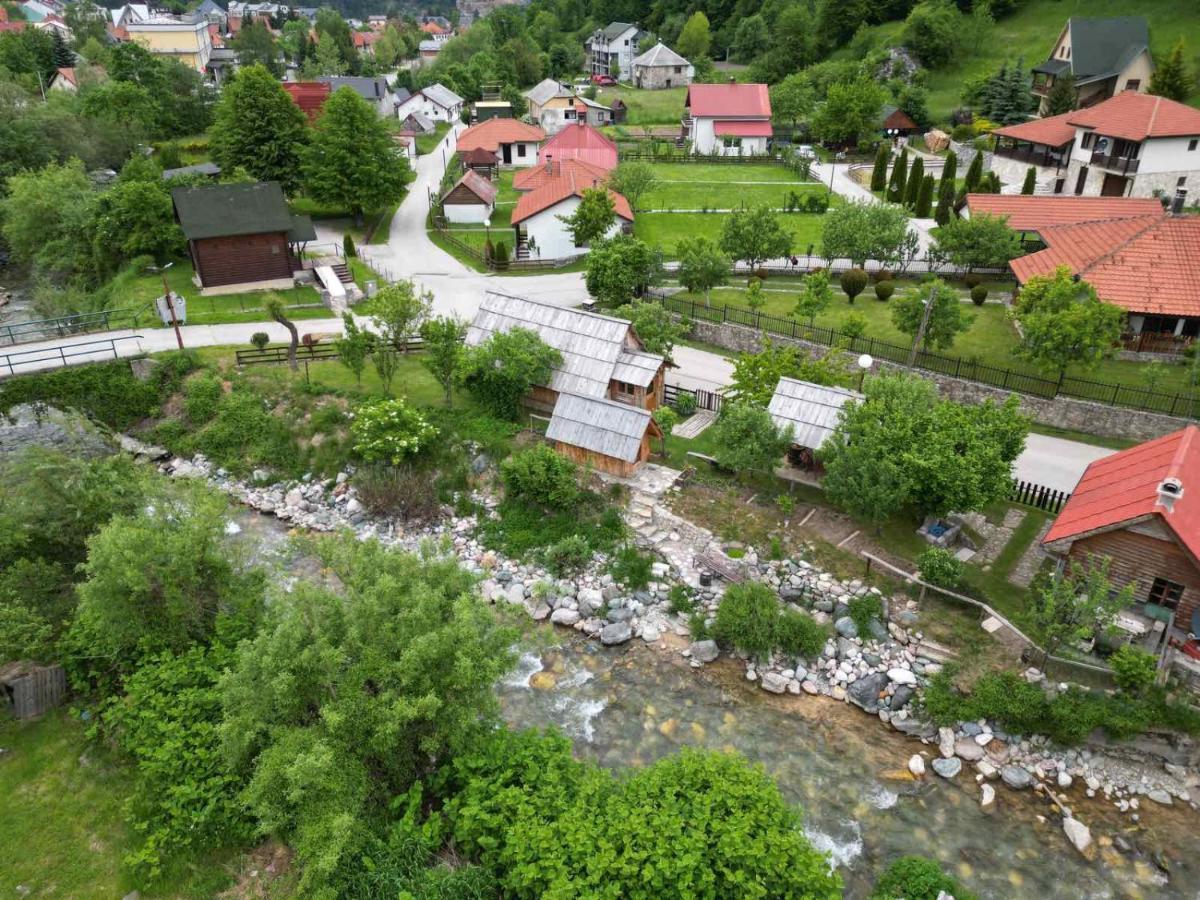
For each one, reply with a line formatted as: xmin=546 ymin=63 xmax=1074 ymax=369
xmin=636 ymin=211 xmax=827 ymax=258
xmin=416 ymin=121 xmax=451 ymax=156
xmin=591 ymin=84 xmax=688 ymax=124
xmin=0 ymin=710 xmax=239 ymax=898
xmin=641 ymin=176 xmax=827 ymax=212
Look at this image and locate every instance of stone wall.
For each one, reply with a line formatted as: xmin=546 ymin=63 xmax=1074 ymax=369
xmin=687 ymin=319 xmax=1194 ymax=443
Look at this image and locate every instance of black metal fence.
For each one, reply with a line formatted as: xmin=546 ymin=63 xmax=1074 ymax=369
xmin=654 ymin=294 xmax=1200 ymax=419
xmin=1010 ymin=478 xmax=1072 ymax=515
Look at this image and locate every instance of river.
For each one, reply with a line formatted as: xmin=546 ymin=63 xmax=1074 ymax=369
xmin=229 ymin=508 xmax=1200 ymax=899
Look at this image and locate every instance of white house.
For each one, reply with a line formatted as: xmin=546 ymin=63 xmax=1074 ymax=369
xmin=396 ymin=83 xmax=463 ymax=123
xmin=456 ymin=118 xmax=545 ymax=168
xmin=512 ymin=173 xmax=632 ymax=259
xmin=992 ymin=91 xmax=1200 ymax=199
xmin=684 ymin=83 xmax=772 ymax=156
xmin=441 ymin=170 xmax=497 ymax=224
xmin=586 ymin=21 xmax=639 ymax=80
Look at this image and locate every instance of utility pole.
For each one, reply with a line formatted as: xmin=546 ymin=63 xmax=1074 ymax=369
xmin=907 ymin=282 xmax=937 ymax=367
xmin=148 ymin=263 xmax=184 ymax=349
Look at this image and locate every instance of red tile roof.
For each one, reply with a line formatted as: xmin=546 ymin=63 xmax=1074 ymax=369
xmin=965 ymin=194 xmax=1164 ymax=232
xmin=461 ymin=147 xmax=498 ymax=165
xmin=538 ymin=122 xmax=618 ymax=171
xmin=445 ymin=169 xmax=497 ymax=205
xmin=456 ymin=118 xmax=545 ymax=154
xmin=992 ymin=110 xmax=1077 ymax=147
xmin=282 ymin=82 xmax=332 ymax=122
xmin=685 ymin=83 xmax=770 ymax=119
xmin=714 ymin=120 xmax=773 ymax=137
xmin=515 ymin=158 xmax=612 ymax=192
xmin=53 ymin=66 xmax=77 ymax=87
xmin=0 ymin=20 xmax=27 ymax=32
xmin=1044 ymin=425 xmax=1200 ymax=564
xmin=512 ymin=172 xmax=632 ymax=225
xmin=1067 ymin=90 xmax=1200 ymax=141
xmin=1011 ymin=215 xmax=1200 ymax=318
xmin=421 ymin=21 xmax=449 ymax=34
xmin=352 ymin=30 xmax=379 ymax=48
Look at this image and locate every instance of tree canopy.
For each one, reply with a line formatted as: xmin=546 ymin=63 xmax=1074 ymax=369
xmin=720 ymin=205 xmax=793 ymax=270
xmin=1012 ymin=267 xmax=1125 ymax=374
xmin=821 ymin=201 xmax=914 ymax=267
xmin=891 ymin=279 xmax=974 ymax=351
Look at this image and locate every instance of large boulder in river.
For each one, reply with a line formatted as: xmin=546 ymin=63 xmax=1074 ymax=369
xmin=689 ymin=640 xmax=719 ymax=663
xmin=600 ymin=622 xmax=632 ymax=646
xmin=848 ymin=672 xmax=888 ymax=713
xmin=1001 ymin=765 xmax=1033 ymax=790
xmin=834 ymin=616 xmax=858 ymax=639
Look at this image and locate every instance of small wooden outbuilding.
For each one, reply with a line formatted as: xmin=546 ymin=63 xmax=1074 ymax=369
xmin=461 ymin=146 xmax=499 ymax=177
xmin=546 ymin=392 xmax=662 ymax=477
xmin=767 ymin=377 xmax=862 ymax=472
xmin=1 ymin=662 xmax=67 ymax=719
xmin=441 ymin=169 xmax=498 ymax=224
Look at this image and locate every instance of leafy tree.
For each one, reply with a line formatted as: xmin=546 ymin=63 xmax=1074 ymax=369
xmin=501 ymin=444 xmax=579 ymax=509
xmin=794 ymin=269 xmax=834 ymax=323
xmin=372 ymin=347 xmax=399 ymax=396
xmin=745 ymin=278 xmax=766 ymax=312
xmin=221 ymin=536 xmax=516 ymax=892
xmin=1149 ymin=39 xmax=1191 ymax=103
xmin=419 ymin=314 xmax=467 ymax=406
xmin=1012 ymin=267 xmax=1125 ymax=375
xmin=1031 ymin=555 xmax=1133 ymax=665
xmin=560 ymin=187 xmax=615 ymax=246
xmin=821 ymin=201 xmax=914 ymax=267
xmin=886 ymin=147 xmax=908 ymax=203
xmin=80 ymin=79 xmax=160 ymax=138
xmin=305 ymin=34 xmax=347 ymax=77
xmin=676 ymin=236 xmax=730 ymax=304
xmin=710 ymin=402 xmax=794 ymax=477
xmin=210 ymin=64 xmax=308 ymax=193
xmin=871 ymin=856 xmax=978 ymax=900
xmin=720 ymin=205 xmax=793 ymax=270
xmin=1021 ymin=166 xmax=1037 ymax=195
xmin=461 ymin=327 xmax=562 ymax=419
xmin=934 ymin=150 xmax=957 ymax=225
xmin=314 ymin=6 xmax=359 ymax=73
xmin=914 ymin=174 xmax=935 ymax=217
xmin=334 ymin=313 xmax=374 ymax=386
xmin=1043 ymin=72 xmax=1077 ymax=116
xmin=932 ymin=212 xmax=1023 ymax=271
xmin=303 ymin=87 xmax=412 ymax=224
xmin=812 ymin=77 xmax=886 ymax=146
xmin=264 ymin=295 xmax=300 ymax=370
xmin=676 ymin=11 xmax=711 ymax=61
xmin=369 ymin=279 xmax=433 ymax=353
xmin=584 ymin=234 xmax=663 ymax=305
xmin=612 ymin=300 xmax=686 ymax=358
xmin=0 ymin=158 xmax=95 ymax=281
xmin=816 ymin=0 xmax=874 ymax=53
xmin=232 ymin=20 xmax=281 ymax=75
xmin=64 ymin=1 xmax=110 ymax=49
xmin=769 ymin=72 xmax=814 ymax=132
xmin=904 ymin=156 xmax=924 ymax=208
xmin=903 ymin=0 xmax=963 ymax=67
xmin=870 ymin=143 xmax=889 ymax=193
xmin=89 ymin=179 xmax=183 ymax=274
xmin=1110 ymin=645 xmax=1158 ymax=695
xmin=608 ymin=161 xmax=658 ymax=212
xmin=729 ymin=337 xmax=845 ymax=406
xmin=891 ymin=279 xmax=974 ymax=351
xmin=731 ymin=15 xmax=769 ymax=62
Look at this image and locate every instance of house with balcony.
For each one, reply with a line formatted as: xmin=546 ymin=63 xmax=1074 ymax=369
xmin=683 ymin=83 xmax=772 ymax=156
xmin=990 ymin=91 xmax=1200 ymax=198
xmin=586 ymin=22 xmax=639 ymax=81
xmin=1031 ymin=17 xmax=1152 ymax=115
xmin=524 ymin=79 xmax=612 ymax=133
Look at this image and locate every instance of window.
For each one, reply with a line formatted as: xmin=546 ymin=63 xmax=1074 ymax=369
xmin=1126 ymin=79 xmax=1141 ymax=91
xmin=1148 ymin=577 xmax=1185 ymax=610
xmin=517 ymin=143 xmax=526 ymax=158
xmin=1189 ymin=139 xmax=1198 ymax=151
xmin=1081 ymin=133 xmax=1095 ymax=149
xmin=564 ymin=109 xmax=576 ymax=120
xmin=723 ymin=136 xmax=742 ymax=150
xmin=613 ymin=380 xmax=638 ymax=396
xmin=1180 ymin=176 xmax=1188 ymax=188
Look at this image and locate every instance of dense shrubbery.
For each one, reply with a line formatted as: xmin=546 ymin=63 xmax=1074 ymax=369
xmin=350 ymin=398 xmax=439 ymax=463
xmin=179 ymin=390 xmax=299 ymax=478
xmin=183 ymin=373 xmax=223 ymax=424
xmin=352 ymin=463 xmax=440 ymax=520
xmin=848 ymin=594 xmax=884 ymax=635
xmin=713 ymin=582 xmax=829 ymax=661
xmin=541 ymin=535 xmax=592 ymax=576
xmin=479 ymin=498 xmax=625 ymax=559
xmin=1110 ymin=645 xmax=1158 ymax=695
xmin=917 ymin=547 xmax=963 ymax=588
xmin=500 ymin=443 xmax=580 ymax=509
xmin=871 ymin=855 xmax=978 ymax=900
xmin=607 ymin=545 xmax=654 ymax=590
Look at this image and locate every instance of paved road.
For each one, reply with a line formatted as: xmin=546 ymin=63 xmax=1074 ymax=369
xmin=1013 ymin=433 xmax=1114 ymax=493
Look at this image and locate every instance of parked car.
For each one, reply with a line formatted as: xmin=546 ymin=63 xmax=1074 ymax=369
xmin=591 ymin=74 xmax=616 ymax=85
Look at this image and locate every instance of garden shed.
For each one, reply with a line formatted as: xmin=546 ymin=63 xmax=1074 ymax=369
xmin=1 ymin=662 xmax=67 ymax=719
xmin=545 ymin=392 xmax=662 ymax=476
xmin=767 ymin=377 xmax=862 ymax=472
xmin=441 ymin=170 xmax=498 ymax=223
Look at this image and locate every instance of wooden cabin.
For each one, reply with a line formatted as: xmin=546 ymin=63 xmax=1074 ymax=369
xmin=171 ymin=182 xmax=316 ymax=294
xmin=767 ymin=377 xmax=862 ymax=473
xmin=546 ymin=393 xmax=662 ymax=477
xmin=441 ymin=170 xmax=497 ymax=224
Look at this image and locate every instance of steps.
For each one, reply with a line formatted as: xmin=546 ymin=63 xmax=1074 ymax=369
xmin=330 ymin=263 xmax=354 ymax=285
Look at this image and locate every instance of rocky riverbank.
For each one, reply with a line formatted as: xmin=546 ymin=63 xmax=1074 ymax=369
xmin=129 ymin=439 xmax=1199 ymax=861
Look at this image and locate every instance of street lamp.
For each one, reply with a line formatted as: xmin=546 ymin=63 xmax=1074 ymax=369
xmin=145 ymin=262 xmax=184 ymax=350
xmin=857 ymin=353 xmax=873 ymax=390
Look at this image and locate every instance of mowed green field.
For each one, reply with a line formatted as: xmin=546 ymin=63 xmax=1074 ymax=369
xmin=590 ymin=84 xmax=688 ymax=124
xmin=635 ymin=211 xmax=826 ymax=258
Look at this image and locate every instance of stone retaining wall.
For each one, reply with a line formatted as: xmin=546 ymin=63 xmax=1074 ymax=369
xmin=687 ymin=319 xmax=1194 ymax=443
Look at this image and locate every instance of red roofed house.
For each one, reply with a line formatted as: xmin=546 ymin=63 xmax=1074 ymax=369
xmin=683 ymin=82 xmax=772 ymax=156
xmin=537 ymin=121 xmax=618 ymax=172
xmin=48 ymin=66 xmax=78 ymax=92
xmin=1043 ymin=425 xmax=1200 ymax=655
xmin=511 ymin=163 xmax=632 ymax=260
xmin=440 ymin=170 xmax=497 ymax=224
xmin=352 ymin=29 xmax=379 ymax=55
xmin=457 ymin=118 xmax=545 ymax=167
xmin=283 ymin=82 xmax=332 ymax=123
xmin=991 ymin=91 xmax=1200 ymax=198
xmin=420 ymin=19 xmax=451 ymax=42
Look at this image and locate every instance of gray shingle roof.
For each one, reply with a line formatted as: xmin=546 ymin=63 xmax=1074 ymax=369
xmin=161 ymin=161 xmax=221 ymax=179
xmin=612 ymin=349 xmax=660 ymax=388
xmin=171 ymin=181 xmax=294 ymax=240
xmin=600 ymin=21 xmax=636 ymax=42
xmin=525 ymin=77 xmax=571 ymax=106
xmin=421 ymin=83 xmax=463 ymax=109
xmin=316 ymin=76 xmax=390 ymax=102
xmin=632 ymin=42 xmax=689 ymax=68
xmin=767 ymin=378 xmax=861 ymax=451
xmin=464 ymin=292 xmax=663 ymax=399
xmin=1063 ymin=17 xmax=1150 ymax=83
xmin=546 ymin=393 xmax=652 ymax=463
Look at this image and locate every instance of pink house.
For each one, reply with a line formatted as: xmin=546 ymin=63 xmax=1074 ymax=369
xmin=538 ymin=121 xmax=618 ymax=172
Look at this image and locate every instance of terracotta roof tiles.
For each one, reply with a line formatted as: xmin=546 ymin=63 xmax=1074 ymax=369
xmin=1067 ymin=90 xmax=1200 ymax=141
xmin=992 ymin=110 xmax=1077 ymax=147
xmin=965 ymin=194 xmax=1164 ymax=232
xmin=685 ymin=83 xmax=770 ymax=119
xmin=456 ymin=118 xmax=545 ymax=154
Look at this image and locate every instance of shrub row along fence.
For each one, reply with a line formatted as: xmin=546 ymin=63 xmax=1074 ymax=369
xmin=653 ymin=293 xmax=1200 ymax=419
xmin=234 ymin=337 xmax=424 ymax=368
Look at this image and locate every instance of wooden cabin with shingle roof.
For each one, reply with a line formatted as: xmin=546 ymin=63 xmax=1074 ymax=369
xmin=546 ymin=393 xmax=662 ymax=476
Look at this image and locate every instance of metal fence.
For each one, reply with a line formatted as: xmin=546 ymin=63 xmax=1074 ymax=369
xmin=653 ymin=293 xmax=1200 ymax=419
xmin=0 ymin=305 xmax=151 ymax=347
xmin=0 ymin=335 xmax=145 ymax=377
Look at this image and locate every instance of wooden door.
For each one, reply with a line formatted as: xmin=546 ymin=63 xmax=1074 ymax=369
xmin=1100 ymin=173 xmax=1128 ymax=197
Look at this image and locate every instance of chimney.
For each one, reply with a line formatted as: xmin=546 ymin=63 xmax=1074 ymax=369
xmin=545 ymin=154 xmax=552 ymax=174
xmin=1171 ymin=190 xmax=1187 ymax=215
xmin=1157 ymin=477 xmax=1184 ymax=513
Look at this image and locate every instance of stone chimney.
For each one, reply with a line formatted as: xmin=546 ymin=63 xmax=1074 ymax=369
xmin=1157 ymin=476 xmax=1184 ymax=513
xmin=545 ymin=154 xmax=553 ymax=174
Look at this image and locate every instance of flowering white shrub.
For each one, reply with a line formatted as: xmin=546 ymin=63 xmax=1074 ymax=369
xmin=350 ymin=399 xmax=438 ymax=464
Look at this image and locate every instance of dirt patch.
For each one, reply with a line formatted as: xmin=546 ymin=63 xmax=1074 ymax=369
xmin=217 ymin=841 xmax=294 ymax=900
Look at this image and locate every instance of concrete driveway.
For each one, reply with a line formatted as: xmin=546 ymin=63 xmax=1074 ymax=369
xmin=1013 ymin=433 xmax=1113 ymax=493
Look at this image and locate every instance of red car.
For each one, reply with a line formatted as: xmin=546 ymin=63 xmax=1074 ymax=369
xmin=591 ymin=74 xmax=616 ymax=85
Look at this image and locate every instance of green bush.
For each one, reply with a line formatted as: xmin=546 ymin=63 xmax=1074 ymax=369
xmin=673 ymin=391 xmax=697 ymax=417
xmin=480 ymin=498 xmax=624 ymax=560
xmin=917 ymin=547 xmax=963 ymax=588
xmin=183 ymin=374 xmax=223 ymax=424
xmin=713 ymin=582 xmax=779 ymax=660
xmin=542 ymin=535 xmax=592 ymax=575
xmin=848 ymin=594 xmax=883 ymax=635
xmin=353 ymin=463 xmax=439 ymax=520
xmin=871 ymin=855 xmax=977 ymax=900
xmin=776 ymin=607 xmax=829 ymax=658
xmin=608 ymin=545 xmax=653 ymax=590
xmin=667 ymin=584 xmax=695 ymax=614
xmin=343 ymin=233 xmax=357 ymax=258
xmin=250 ymin=332 xmax=270 ymax=351
xmin=500 ymin=444 xmax=579 ymax=509
xmin=970 ymin=283 xmax=988 ymax=306
xmin=350 ymin=398 xmax=439 ymax=464
xmin=186 ymin=391 xmax=298 ymax=477
xmin=840 ymin=267 xmax=869 ymax=303
xmin=1110 ymin=645 xmax=1157 ymax=695
xmin=840 ymin=312 xmax=868 ymax=339
xmin=874 ymin=281 xmax=895 ymax=302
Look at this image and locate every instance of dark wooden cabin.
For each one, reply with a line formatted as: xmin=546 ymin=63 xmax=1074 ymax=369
xmin=171 ymin=182 xmax=316 ymax=291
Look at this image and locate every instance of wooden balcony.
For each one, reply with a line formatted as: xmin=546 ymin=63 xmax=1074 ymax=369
xmin=1121 ymin=331 xmax=1193 ymax=354
xmin=1091 ymin=150 xmax=1140 ymax=174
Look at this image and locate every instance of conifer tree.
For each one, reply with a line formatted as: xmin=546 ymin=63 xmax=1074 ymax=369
xmin=904 ymin=156 xmax=924 ymax=208
xmin=51 ymin=30 xmax=74 ymax=69
xmin=886 ymin=148 xmax=908 ymax=204
xmin=1043 ymin=72 xmax=1077 ymax=116
xmin=934 ymin=151 xmax=957 ymax=226
xmin=915 ymin=174 xmax=935 ymax=217
xmin=1021 ymin=167 xmax=1036 ymax=195
xmin=1150 ymin=39 xmax=1192 ymax=103
xmin=963 ymin=151 xmax=983 ymax=193
xmin=870 ymin=143 xmax=889 ymax=193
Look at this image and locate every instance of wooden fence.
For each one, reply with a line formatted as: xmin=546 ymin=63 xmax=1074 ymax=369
xmin=235 ymin=338 xmax=424 ymax=368
xmin=1010 ymin=479 xmax=1072 ymax=515
xmin=664 ymin=382 xmax=723 ymax=414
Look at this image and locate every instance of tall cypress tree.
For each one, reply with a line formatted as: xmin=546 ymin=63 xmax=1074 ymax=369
xmin=963 ymin=151 xmax=983 ymax=193
xmin=51 ymin=30 xmax=74 ymax=69
xmin=904 ymin=156 xmax=924 ymax=208
xmin=886 ymin=148 xmax=908 ymax=204
xmin=1021 ymin=167 xmax=1037 ymax=195
xmin=915 ymin=174 xmax=935 ymax=217
xmin=870 ymin=143 xmax=889 ymax=193
xmin=934 ymin=151 xmax=957 ymax=225
xmin=1149 ymin=39 xmax=1192 ymax=102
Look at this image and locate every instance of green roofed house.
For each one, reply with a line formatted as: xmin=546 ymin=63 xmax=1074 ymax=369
xmin=1032 ymin=17 xmax=1154 ymax=116
xmin=170 ymin=181 xmax=316 ymax=294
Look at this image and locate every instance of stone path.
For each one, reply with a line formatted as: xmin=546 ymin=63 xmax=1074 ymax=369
xmin=672 ymin=410 xmax=716 ymax=439
xmin=1010 ymin=519 xmax=1054 ymax=588
xmin=960 ymin=507 xmax=1028 ymax=567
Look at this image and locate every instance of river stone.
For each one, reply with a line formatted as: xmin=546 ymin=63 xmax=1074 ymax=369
xmin=890 ymin=685 xmax=915 ymax=710
xmin=689 ymin=640 xmax=719 ymax=663
xmin=1148 ymin=789 xmax=1173 ymax=805
xmin=505 ymin=583 xmax=526 ymax=606
xmin=938 ymin=727 xmax=956 ymax=758
xmin=1001 ymin=766 xmax=1033 ymax=790
xmin=961 ymin=722 xmax=983 ymax=737
xmin=887 ymin=667 xmax=917 ymax=686
xmin=550 ymin=608 xmax=581 ymax=626
xmin=848 ymin=672 xmax=888 ymax=713
xmin=1062 ymin=817 xmax=1092 ymax=855
xmin=980 ymin=783 xmax=995 ymax=809
xmin=908 ymin=754 xmax=926 ymax=777
xmin=577 ymin=588 xmax=604 ymax=615
xmin=640 ymin=625 xmax=661 ymax=643
xmin=530 ymin=603 xmax=551 ymax=621
xmin=1057 ymin=772 xmax=1073 ymax=789
xmin=802 ymin=680 xmax=819 ymax=695
xmin=932 ymin=757 xmax=962 ymax=779
xmin=834 ymin=616 xmax=859 ymax=639
xmin=954 ymin=739 xmax=985 ymax=762
xmin=976 ymin=760 xmax=999 ymax=780
xmin=761 ymin=672 xmax=788 ymax=694
xmin=867 ymin=619 xmax=888 ymax=641
xmin=600 ymin=622 xmax=632 ymax=645
xmin=607 ymin=606 xmax=634 ymax=623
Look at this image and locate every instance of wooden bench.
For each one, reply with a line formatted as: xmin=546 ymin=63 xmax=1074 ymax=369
xmin=686 ymin=451 xmax=734 ymax=474
xmin=694 ymin=549 xmax=745 ymax=584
